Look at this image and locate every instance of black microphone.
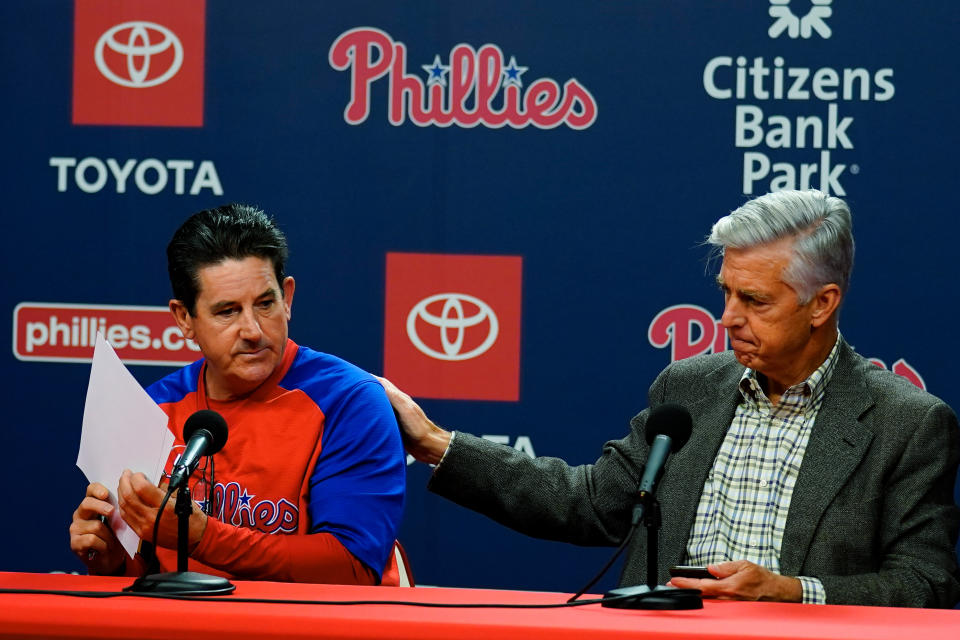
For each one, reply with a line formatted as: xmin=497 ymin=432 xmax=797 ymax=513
xmin=570 ymin=402 xmax=696 ymax=606
xmin=128 ymin=408 xmax=235 ymax=596
xmin=168 ymin=410 xmax=228 ymax=491
xmin=633 ymin=403 xmax=692 ymax=524
xmin=594 ymin=404 xmax=701 ymax=609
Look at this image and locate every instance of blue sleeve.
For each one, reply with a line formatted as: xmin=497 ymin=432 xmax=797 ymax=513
xmin=307 ymin=379 xmax=406 ymax=579
xmin=146 ymin=359 xmax=202 ymax=404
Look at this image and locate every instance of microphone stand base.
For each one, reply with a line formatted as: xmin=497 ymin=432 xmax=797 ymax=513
xmin=124 ymin=571 xmax=236 ymax=596
xmin=602 ymin=585 xmax=702 ymax=609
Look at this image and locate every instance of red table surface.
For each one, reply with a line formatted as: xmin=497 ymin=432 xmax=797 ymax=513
xmin=0 ymin=572 xmax=957 ymax=640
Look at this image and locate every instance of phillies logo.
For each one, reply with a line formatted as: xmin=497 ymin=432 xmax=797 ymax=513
xmin=329 ymin=27 xmax=597 ymax=129
xmin=211 ymin=482 xmax=298 ymax=535
xmin=407 ymin=293 xmax=499 ymax=361
xmin=649 ymin=304 xmax=926 ymax=390
xmin=648 ymin=304 xmax=728 ymax=362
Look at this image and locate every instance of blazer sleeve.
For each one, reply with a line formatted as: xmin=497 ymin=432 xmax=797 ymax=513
xmin=426 ymin=363 xmax=675 ymax=547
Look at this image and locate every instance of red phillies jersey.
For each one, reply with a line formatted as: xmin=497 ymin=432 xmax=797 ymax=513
xmin=145 ymin=339 xmax=405 ymax=583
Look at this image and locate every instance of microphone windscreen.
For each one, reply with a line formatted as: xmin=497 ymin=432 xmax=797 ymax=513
xmin=182 ymin=409 xmax=229 ymax=455
xmin=644 ymin=403 xmax=692 ymax=451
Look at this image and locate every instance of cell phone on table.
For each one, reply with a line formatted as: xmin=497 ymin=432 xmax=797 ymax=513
xmin=669 ymin=565 xmax=717 ymax=579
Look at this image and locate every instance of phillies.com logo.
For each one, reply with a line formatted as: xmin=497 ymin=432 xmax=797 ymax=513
xmin=329 ymin=27 xmax=597 ymax=129
xmin=648 ymin=304 xmax=926 ymax=390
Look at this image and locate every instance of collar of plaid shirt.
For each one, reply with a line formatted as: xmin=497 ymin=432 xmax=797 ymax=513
xmin=684 ymin=334 xmax=843 ymax=573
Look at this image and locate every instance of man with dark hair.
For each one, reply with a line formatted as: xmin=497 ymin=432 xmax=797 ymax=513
xmin=166 ymin=203 xmax=290 ymax=316
xmin=70 ymin=204 xmax=406 ymax=585
xmin=382 ymin=190 xmax=960 ymax=607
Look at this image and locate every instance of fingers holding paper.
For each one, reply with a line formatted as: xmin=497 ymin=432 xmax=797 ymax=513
xmin=117 ymin=469 xmax=207 ymax=552
xmin=69 ymin=482 xmax=124 ymax=575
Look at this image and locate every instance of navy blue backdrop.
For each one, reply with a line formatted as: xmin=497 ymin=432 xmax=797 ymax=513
xmin=1 ymin=0 xmax=958 ymax=593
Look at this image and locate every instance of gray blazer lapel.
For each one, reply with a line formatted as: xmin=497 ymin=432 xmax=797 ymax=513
xmin=779 ymin=342 xmax=874 ymax=574
xmin=659 ymin=358 xmax=743 ymax=570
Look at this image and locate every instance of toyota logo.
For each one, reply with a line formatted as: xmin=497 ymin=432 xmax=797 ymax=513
xmin=406 ymin=293 xmax=499 ymax=361
xmin=94 ymin=21 xmax=184 ymax=88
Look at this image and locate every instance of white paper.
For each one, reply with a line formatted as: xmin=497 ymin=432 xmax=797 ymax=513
xmin=77 ymin=334 xmax=175 ymax=558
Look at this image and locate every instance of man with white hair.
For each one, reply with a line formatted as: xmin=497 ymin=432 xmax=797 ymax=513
xmin=382 ymin=189 xmax=960 ymax=607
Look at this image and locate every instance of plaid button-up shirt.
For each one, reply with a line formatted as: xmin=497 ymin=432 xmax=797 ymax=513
xmin=683 ymin=336 xmax=842 ymax=604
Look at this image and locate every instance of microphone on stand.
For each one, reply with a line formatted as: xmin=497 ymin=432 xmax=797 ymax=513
xmin=125 ymin=410 xmax=234 ymax=596
xmin=631 ymin=404 xmax=692 ymax=526
xmin=569 ymin=404 xmax=696 ymax=607
xmin=603 ymin=403 xmax=700 ymax=609
xmin=169 ymin=410 xmax=228 ymax=491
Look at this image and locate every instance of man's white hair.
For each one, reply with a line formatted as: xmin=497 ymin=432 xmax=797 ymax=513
xmin=708 ymin=189 xmax=854 ymax=304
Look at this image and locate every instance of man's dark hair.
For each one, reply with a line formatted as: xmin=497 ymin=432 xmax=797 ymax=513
xmin=167 ymin=204 xmax=289 ymax=315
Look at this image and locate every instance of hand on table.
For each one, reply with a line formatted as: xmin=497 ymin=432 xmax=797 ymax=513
xmin=667 ymin=560 xmax=803 ymax=602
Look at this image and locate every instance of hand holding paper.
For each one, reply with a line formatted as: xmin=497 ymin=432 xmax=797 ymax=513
xmin=74 ymin=334 xmax=175 ymax=559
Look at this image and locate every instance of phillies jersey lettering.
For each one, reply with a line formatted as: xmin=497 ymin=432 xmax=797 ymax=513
xmin=209 ymin=481 xmax=299 ymax=534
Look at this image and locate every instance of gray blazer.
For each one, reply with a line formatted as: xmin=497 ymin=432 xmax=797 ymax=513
xmin=430 ymin=340 xmax=960 ymax=607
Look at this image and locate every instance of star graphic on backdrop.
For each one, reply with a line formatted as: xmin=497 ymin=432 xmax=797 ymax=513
xmin=422 ymin=54 xmax=450 ymax=87
xmin=502 ymin=56 xmax=528 ymax=88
